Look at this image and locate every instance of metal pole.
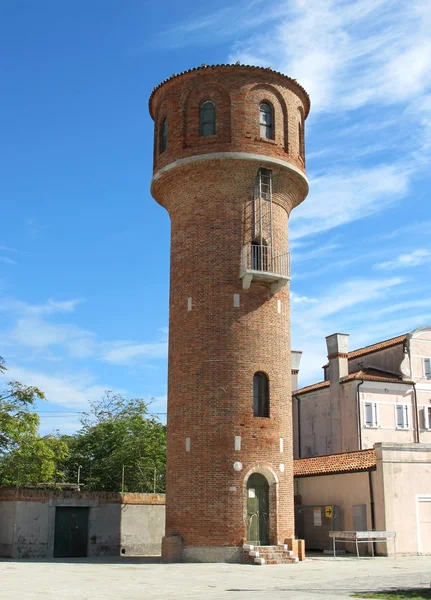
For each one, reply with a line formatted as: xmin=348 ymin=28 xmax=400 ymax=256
xmin=153 ymin=468 xmax=156 ymax=494
xmin=77 ymin=465 xmax=82 ymax=491
xmin=121 ymin=465 xmax=125 ymax=493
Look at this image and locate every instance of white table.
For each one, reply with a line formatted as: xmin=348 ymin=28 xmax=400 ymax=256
xmin=329 ymin=530 xmax=396 ymax=559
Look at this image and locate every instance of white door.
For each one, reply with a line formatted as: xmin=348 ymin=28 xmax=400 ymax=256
xmin=417 ymin=496 xmax=431 ymax=554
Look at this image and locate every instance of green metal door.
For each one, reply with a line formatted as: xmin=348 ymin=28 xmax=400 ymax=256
xmin=54 ymin=507 xmax=89 ymax=558
xmin=247 ymin=473 xmax=270 ymax=545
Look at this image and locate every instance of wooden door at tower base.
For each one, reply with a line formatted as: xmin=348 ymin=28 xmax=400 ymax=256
xmin=247 ymin=473 xmax=269 ymax=545
xmin=53 ymin=507 xmax=89 ymax=558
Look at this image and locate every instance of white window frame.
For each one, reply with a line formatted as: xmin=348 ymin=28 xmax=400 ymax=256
xmin=395 ymin=404 xmax=409 ymax=429
xmin=423 ymin=406 xmax=431 ymax=430
xmin=424 ymin=358 xmax=431 ymax=379
xmin=364 ymin=402 xmax=378 ymax=428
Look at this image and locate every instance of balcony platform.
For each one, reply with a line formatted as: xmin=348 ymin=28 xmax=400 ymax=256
xmin=240 ymin=244 xmax=290 ymax=294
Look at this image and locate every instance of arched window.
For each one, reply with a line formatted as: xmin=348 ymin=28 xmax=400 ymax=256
xmin=253 ymin=372 xmax=270 ymax=417
xmin=200 ymin=101 xmax=216 ymax=136
xmin=159 ymin=117 xmax=167 ymax=153
xmin=298 ymin=109 xmax=305 ymax=160
xmin=298 ymin=121 xmax=304 ymax=159
xmin=259 ymin=102 xmax=274 ymax=139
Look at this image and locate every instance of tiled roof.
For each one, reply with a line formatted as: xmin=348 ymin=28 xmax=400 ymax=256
xmin=323 ymin=334 xmax=407 ymax=368
xmin=293 ymin=380 xmax=330 ymax=396
xmin=341 ymin=368 xmax=413 ymax=385
xmin=294 ymin=367 xmax=412 ymax=396
xmin=148 ymin=63 xmax=311 ymax=118
xmin=294 ymin=449 xmax=376 ymax=477
xmin=347 ymin=334 xmax=407 ymax=359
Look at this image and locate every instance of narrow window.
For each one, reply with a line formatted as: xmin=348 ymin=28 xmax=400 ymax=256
xmin=298 ymin=120 xmax=304 ymax=159
xmin=424 ymin=358 xmax=431 ymax=378
xmin=253 ymin=372 xmax=269 ymax=417
xmin=364 ymin=402 xmax=378 ymax=427
xmin=259 ymin=102 xmax=273 ymax=139
xmin=200 ymin=101 xmax=216 ymax=136
xmin=396 ymin=404 xmax=409 ymax=429
xmin=423 ymin=406 xmax=431 ymax=430
xmin=159 ymin=117 xmax=167 ymax=153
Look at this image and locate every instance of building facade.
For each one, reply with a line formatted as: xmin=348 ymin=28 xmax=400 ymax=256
xmin=149 ymin=64 xmax=310 ymax=562
xmin=294 ymin=443 xmax=431 ymax=555
xmin=293 ymin=326 xmax=431 ymax=458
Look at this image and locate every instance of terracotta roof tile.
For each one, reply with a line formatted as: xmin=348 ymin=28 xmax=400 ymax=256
xmin=347 ymin=334 xmax=407 ymax=359
xmin=293 ymin=380 xmax=330 ymax=396
xmin=323 ymin=334 xmax=407 ymax=368
xmin=294 ymin=449 xmax=376 ymax=477
xmin=148 ymin=63 xmax=311 ymax=118
xmin=340 ymin=368 xmax=413 ymax=385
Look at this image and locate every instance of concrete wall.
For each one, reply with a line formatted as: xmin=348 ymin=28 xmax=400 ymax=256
xmin=295 ymin=470 xmax=374 ymax=554
xmin=376 ymin=443 xmax=431 ymax=555
xmin=0 ymin=502 xmax=16 ymax=557
xmin=121 ymin=504 xmax=165 ymax=556
xmin=13 ymin=501 xmax=50 ymax=558
xmin=0 ymin=489 xmax=165 ymax=559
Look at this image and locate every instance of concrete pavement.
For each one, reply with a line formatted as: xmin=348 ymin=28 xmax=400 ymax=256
xmin=0 ymin=554 xmax=430 ymax=599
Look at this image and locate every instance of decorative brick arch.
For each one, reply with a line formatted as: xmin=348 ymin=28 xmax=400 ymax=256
xmin=246 ymin=83 xmax=289 ymax=153
xmin=242 ymin=464 xmax=280 ymax=545
xmin=183 ymin=81 xmax=232 ymax=148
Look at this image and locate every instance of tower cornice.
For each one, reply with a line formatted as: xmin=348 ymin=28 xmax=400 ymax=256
xmin=149 ymin=63 xmax=311 ymax=119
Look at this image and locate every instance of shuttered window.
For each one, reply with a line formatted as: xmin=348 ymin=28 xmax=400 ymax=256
xmin=424 ymin=358 xmax=431 ymax=378
xmin=364 ymin=402 xmax=378 ymax=427
xmin=396 ymin=404 xmax=409 ymax=429
xmin=423 ymin=406 xmax=431 ymax=430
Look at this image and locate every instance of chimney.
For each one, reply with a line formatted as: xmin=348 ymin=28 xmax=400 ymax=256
xmin=291 ymin=350 xmax=302 ymax=391
xmin=325 ymin=333 xmax=349 ymax=382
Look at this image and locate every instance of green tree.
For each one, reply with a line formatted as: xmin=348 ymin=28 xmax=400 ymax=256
xmin=0 ymin=434 xmax=68 ymax=486
xmin=0 ymin=356 xmax=69 ymax=486
xmin=60 ymin=392 xmax=166 ymax=493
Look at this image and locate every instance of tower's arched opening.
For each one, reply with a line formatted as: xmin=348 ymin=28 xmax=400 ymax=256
xmin=246 ymin=472 xmax=270 ymax=545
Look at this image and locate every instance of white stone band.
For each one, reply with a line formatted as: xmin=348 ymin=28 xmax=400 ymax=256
xmin=151 ymin=151 xmax=309 ymax=188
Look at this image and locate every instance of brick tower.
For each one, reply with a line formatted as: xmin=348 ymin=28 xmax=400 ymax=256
xmin=149 ymin=64 xmax=310 ymax=563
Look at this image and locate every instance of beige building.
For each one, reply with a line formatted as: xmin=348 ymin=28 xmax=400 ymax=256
xmin=293 ymin=326 xmax=431 ymax=458
xmin=294 ymin=443 xmax=431 ymax=555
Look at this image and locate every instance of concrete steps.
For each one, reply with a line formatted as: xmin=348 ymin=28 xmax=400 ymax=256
xmin=242 ymin=544 xmax=298 ymax=565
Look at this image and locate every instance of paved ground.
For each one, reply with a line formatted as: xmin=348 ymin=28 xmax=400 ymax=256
xmin=0 ymin=554 xmax=430 ymax=600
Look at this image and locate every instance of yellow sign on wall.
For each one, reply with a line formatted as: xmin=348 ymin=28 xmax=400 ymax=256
xmin=325 ymin=505 xmax=333 ymax=518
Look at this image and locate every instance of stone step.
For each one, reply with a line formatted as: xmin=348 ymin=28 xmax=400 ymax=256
xmin=242 ymin=544 xmax=298 ymax=566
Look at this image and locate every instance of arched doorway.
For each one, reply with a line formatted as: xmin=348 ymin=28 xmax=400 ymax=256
xmin=246 ymin=473 xmax=270 ymax=545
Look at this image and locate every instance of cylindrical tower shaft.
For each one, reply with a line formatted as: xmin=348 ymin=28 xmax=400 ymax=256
xmin=149 ymin=65 xmax=309 ymax=562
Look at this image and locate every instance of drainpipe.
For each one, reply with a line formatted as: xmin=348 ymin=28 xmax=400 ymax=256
xmin=368 ymin=469 xmax=376 ymax=555
xmin=356 ymin=380 xmax=365 ymax=450
xmin=412 ymin=382 xmax=420 ymax=443
xmin=293 ymin=394 xmax=302 ymax=458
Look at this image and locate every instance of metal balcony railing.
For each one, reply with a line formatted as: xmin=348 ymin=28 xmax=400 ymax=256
xmin=240 ymin=244 xmax=290 ymax=293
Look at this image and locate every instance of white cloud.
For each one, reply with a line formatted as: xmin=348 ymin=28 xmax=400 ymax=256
xmin=290 ymin=165 xmax=410 ymax=239
xmin=290 ymin=291 xmax=318 ymax=304
xmin=230 ymin=0 xmax=431 ymax=113
xmin=4 ymin=365 xmax=109 ymax=410
xmin=100 ymin=341 xmax=168 ymax=365
xmin=374 ymin=249 xmax=431 ymax=270
xmin=0 ymin=256 xmax=16 ymax=265
xmin=291 ymin=276 xmax=405 ymax=384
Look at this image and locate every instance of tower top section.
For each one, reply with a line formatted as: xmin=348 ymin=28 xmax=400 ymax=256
xmin=149 ymin=63 xmax=310 ymax=118
xmin=149 ymin=63 xmax=310 ymax=179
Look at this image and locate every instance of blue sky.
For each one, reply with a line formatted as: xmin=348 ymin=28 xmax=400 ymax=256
xmin=1 ymin=0 xmax=430 ymax=434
